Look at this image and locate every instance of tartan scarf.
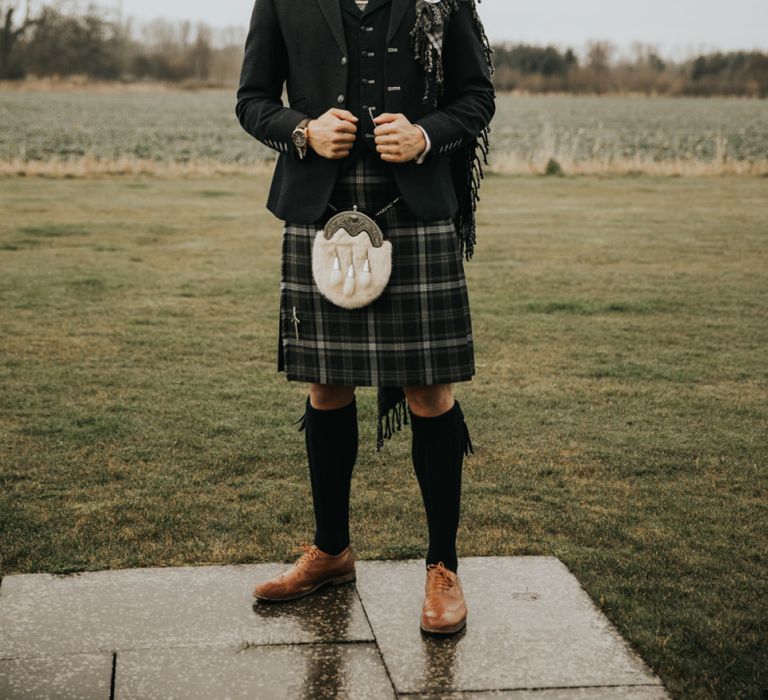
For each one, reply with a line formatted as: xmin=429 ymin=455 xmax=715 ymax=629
xmin=375 ymin=0 xmax=493 ymax=451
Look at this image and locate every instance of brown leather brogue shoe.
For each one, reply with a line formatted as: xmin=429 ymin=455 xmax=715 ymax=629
xmin=420 ymin=561 xmax=467 ymax=635
xmin=252 ymin=543 xmax=356 ymax=601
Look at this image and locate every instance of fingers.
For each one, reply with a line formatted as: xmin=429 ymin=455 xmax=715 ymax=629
xmin=376 ymin=146 xmax=402 ymax=157
xmin=332 ymin=146 xmax=355 ymax=158
xmin=317 ymin=108 xmax=413 ymax=160
xmin=331 ymin=139 xmax=355 ymax=153
xmin=329 ymin=132 xmax=355 ymax=158
xmin=373 ymin=123 xmax=397 ymax=137
xmin=307 ymin=109 xmax=356 ymax=159
xmin=334 ymin=121 xmax=358 ymax=134
xmin=322 ymin=142 xmax=351 ymax=159
xmin=330 ymin=108 xmax=359 ymax=123
xmin=372 ymin=112 xmax=400 ymax=124
xmin=379 ymin=151 xmax=407 ymax=163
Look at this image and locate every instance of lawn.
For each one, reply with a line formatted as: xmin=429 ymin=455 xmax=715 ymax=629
xmin=1 ymin=172 xmax=766 ymax=698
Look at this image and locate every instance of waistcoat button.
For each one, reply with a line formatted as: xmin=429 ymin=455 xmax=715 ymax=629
xmin=341 ymin=56 xmax=347 ymax=65
xmin=337 ymin=94 xmax=345 ymax=103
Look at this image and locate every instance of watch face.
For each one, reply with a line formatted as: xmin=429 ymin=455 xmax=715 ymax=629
xmin=293 ymin=129 xmax=307 ymax=148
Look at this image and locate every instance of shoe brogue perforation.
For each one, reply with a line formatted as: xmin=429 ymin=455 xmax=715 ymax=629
xmin=252 ymin=543 xmax=356 ymax=601
xmin=420 ymin=561 xmax=467 ymax=635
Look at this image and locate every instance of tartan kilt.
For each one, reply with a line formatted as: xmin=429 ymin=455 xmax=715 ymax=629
xmin=277 ymin=148 xmax=475 ymax=387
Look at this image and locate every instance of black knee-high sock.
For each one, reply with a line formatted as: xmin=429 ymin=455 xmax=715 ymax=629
xmin=297 ymin=394 xmax=358 ymax=555
xmin=409 ymin=398 xmax=474 ymax=574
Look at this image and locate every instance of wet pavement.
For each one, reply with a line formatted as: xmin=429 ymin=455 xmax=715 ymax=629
xmin=0 ymin=556 xmax=670 ymax=698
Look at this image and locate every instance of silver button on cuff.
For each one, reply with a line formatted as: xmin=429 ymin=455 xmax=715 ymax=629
xmin=337 ymin=94 xmax=345 ymax=103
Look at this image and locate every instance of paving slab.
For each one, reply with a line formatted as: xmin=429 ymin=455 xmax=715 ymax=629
xmin=114 ymin=643 xmax=395 ymax=699
xmin=355 ymin=557 xmax=668 ymax=696
xmin=0 ymin=556 xmax=669 ymax=698
xmin=0 ymin=653 xmax=113 ymax=700
xmin=0 ymin=563 xmax=372 ymax=659
xmin=408 ymin=687 xmax=669 ymax=699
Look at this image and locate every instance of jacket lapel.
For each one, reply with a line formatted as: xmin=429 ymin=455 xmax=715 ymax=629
xmin=386 ymin=0 xmax=409 ymax=44
xmin=316 ymin=0 xmax=347 ymax=55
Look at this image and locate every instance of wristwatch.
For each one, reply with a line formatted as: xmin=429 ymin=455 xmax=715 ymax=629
xmin=291 ymin=118 xmax=311 ymax=159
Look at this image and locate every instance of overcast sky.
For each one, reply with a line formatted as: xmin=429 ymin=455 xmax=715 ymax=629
xmin=118 ymin=0 xmax=768 ymax=58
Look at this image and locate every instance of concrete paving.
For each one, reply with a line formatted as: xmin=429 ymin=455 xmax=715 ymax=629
xmin=0 ymin=556 xmax=670 ymax=699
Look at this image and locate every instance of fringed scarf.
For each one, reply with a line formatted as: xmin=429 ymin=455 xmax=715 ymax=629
xmin=410 ymin=0 xmax=494 ymax=262
xmin=374 ymin=0 xmax=494 ymax=452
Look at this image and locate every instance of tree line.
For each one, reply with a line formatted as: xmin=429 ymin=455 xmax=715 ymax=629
xmin=493 ymin=41 xmax=768 ymax=97
xmin=1 ymin=1 xmax=766 ymax=97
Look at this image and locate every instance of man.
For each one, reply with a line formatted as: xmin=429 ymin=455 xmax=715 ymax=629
xmin=236 ymin=0 xmax=494 ymax=635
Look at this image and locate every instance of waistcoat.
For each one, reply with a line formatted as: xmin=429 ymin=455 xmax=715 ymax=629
xmin=337 ymin=0 xmax=392 ymax=172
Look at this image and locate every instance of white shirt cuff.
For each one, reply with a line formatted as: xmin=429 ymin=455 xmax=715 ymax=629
xmin=414 ymin=124 xmax=431 ymax=164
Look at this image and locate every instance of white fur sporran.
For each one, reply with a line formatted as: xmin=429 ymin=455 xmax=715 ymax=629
xmin=312 ymin=206 xmax=393 ymax=309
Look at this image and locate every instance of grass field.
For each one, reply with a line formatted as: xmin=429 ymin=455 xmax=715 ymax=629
xmin=1 ymin=172 xmax=767 ymax=698
xmin=2 ymin=89 xmax=767 ymax=175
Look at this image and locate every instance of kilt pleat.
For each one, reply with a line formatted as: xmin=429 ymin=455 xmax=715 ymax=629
xmin=277 ymin=149 xmax=475 ymax=388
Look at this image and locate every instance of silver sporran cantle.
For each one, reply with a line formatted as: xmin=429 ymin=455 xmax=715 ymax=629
xmin=312 ymin=206 xmax=393 ymax=309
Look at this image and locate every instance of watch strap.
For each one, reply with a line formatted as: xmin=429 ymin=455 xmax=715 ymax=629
xmin=292 ymin=118 xmax=311 ymax=158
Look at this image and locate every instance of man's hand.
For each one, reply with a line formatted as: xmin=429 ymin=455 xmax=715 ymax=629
xmin=307 ymin=108 xmax=358 ymax=159
xmin=373 ymin=113 xmax=427 ymax=163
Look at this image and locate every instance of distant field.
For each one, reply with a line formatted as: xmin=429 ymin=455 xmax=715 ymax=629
xmin=1 ymin=89 xmax=767 ymax=175
xmin=1 ymin=173 xmax=767 ymax=697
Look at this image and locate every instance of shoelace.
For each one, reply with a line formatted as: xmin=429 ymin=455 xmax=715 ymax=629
xmin=426 ymin=561 xmax=455 ymax=593
xmin=294 ymin=543 xmax=320 ymax=568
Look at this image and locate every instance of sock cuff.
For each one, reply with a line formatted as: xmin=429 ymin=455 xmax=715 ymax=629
xmin=296 ymin=394 xmax=357 ymax=432
xmin=306 ymin=394 xmax=357 ymax=419
xmin=408 ymin=398 xmax=463 ymax=428
xmin=408 ymin=399 xmax=473 ymax=455
xmin=308 ymin=393 xmax=356 ymax=409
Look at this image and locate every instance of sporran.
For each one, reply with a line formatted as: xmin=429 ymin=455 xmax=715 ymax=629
xmin=312 ymin=199 xmax=399 ymax=309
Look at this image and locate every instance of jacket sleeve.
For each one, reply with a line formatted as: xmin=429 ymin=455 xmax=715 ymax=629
xmin=413 ymin=1 xmax=496 ymax=160
xmin=235 ymin=0 xmax=310 ymax=160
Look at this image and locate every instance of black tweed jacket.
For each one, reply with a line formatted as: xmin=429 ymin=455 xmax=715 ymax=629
xmin=235 ymin=0 xmax=496 ymax=229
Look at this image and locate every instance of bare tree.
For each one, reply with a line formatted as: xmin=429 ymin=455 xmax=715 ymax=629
xmin=586 ymin=40 xmax=616 ymax=72
xmin=189 ymin=22 xmax=212 ymax=80
xmin=629 ymin=41 xmax=666 ymax=72
xmin=0 ymin=0 xmax=41 ymax=78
